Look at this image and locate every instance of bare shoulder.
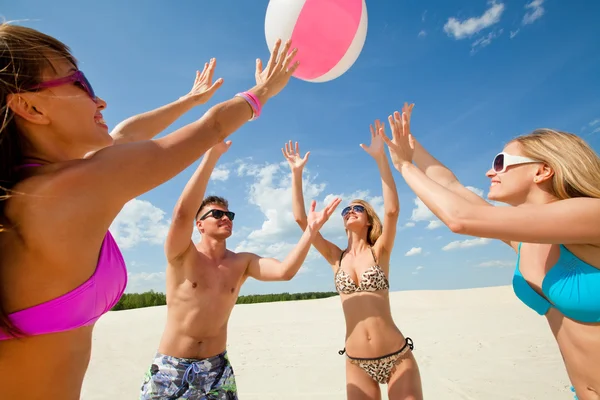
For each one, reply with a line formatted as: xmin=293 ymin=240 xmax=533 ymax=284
xmin=231 ymin=251 xmax=257 ymax=266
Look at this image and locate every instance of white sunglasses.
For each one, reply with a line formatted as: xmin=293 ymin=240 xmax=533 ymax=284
xmin=492 ymin=152 xmax=540 ymax=173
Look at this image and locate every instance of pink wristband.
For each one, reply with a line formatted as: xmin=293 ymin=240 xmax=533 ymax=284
xmin=244 ymin=91 xmax=262 ymax=116
xmin=235 ymin=91 xmax=262 ymax=121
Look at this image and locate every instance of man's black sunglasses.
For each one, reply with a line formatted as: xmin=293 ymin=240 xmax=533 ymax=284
xmin=198 ymin=209 xmax=235 ymax=221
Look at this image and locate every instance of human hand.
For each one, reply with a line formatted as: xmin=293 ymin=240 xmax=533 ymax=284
xmin=281 ymin=140 xmax=309 ymax=172
xmin=254 ymin=39 xmax=300 ymax=100
xmin=306 ymin=197 xmax=342 ymax=232
xmin=360 ymin=119 xmax=386 ymax=160
xmin=208 ymin=140 xmax=232 ymax=156
xmin=181 ymin=59 xmax=224 ymax=105
xmin=379 ymin=102 xmax=416 ymax=170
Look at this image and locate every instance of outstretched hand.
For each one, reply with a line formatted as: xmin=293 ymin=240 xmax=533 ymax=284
xmin=379 ymin=102 xmax=416 ymax=169
xmin=255 ymin=39 xmax=300 ymax=99
xmin=360 ymin=119 xmax=386 ymax=159
xmin=307 ymin=198 xmax=342 ymax=232
xmin=182 ymin=58 xmax=224 ymax=105
xmin=282 ymin=140 xmax=310 ymax=171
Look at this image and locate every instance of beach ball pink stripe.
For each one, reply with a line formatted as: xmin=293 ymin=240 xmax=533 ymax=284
xmin=290 ymin=0 xmax=364 ymax=81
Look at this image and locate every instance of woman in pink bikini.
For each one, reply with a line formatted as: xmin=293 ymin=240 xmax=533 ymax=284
xmin=0 ymin=23 xmax=298 ymax=399
xmin=282 ymin=125 xmax=423 ymax=399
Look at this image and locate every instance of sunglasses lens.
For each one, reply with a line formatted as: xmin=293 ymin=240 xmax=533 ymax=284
xmin=78 ymin=72 xmax=96 ymax=99
xmin=493 ymin=154 xmax=504 ymax=172
xmin=341 ymin=207 xmax=350 ymax=217
xmin=354 ymin=205 xmax=365 ymax=213
xmin=212 ymin=210 xmax=224 ymax=219
xmin=227 ymin=212 xmax=235 ymax=221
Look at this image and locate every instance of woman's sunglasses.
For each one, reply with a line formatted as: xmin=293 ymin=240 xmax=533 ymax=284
xmin=199 ymin=209 xmax=235 ymax=221
xmin=341 ymin=204 xmax=365 ymax=218
xmin=492 ymin=152 xmax=540 ymax=173
xmin=27 ymin=70 xmax=97 ymax=101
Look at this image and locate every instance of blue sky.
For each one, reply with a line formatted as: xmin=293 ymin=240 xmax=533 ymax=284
xmin=5 ymin=0 xmax=600 ymax=295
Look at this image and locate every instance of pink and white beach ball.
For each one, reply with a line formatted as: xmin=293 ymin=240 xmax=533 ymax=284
xmin=264 ymin=0 xmax=368 ymax=83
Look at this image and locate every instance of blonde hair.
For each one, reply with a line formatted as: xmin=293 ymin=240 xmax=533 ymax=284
xmin=512 ymin=129 xmax=600 ymax=200
xmin=350 ymin=199 xmax=382 ymax=246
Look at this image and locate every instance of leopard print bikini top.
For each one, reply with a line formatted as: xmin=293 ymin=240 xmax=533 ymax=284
xmin=334 ymin=247 xmax=390 ymax=294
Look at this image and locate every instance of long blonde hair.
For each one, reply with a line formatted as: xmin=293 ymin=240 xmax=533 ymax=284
xmin=349 ymin=199 xmax=382 ymax=246
xmin=512 ymin=129 xmax=600 ymax=200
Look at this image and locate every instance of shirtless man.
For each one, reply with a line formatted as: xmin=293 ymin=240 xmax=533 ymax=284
xmin=139 ymin=140 xmax=341 ymax=399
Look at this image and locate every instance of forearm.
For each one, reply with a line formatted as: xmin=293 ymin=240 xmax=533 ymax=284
xmin=279 ymin=226 xmax=316 ymax=279
xmin=398 ymin=162 xmax=470 ymax=231
xmin=412 ymin=140 xmax=459 ymax=188
xmin=173 ymin=153 xmax=220 ymax=217
xmin=89 ymin=86 xmax=267 ymax=204
xmin=374 ymin=154 xmax=399 ymax=214
xmin=111 ymin=96 xmax=197 ymax=144
xmin=291 ymin=169 xmax=308 ymax=228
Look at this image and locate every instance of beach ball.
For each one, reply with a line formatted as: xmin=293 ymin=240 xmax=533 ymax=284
xmin=264 ymin=0 xmax=368 ymax=83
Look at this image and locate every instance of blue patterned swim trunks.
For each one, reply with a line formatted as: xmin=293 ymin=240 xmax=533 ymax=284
xmin=139 ymin=351 xmax=238 ymax=399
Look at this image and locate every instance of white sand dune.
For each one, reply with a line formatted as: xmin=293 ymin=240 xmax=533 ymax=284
xmin=82 ymin=285 xmax=571 ymax=399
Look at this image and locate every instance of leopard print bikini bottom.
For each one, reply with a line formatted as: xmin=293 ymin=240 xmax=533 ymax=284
xmin=339 ymin=337 xmax=414 ymax=385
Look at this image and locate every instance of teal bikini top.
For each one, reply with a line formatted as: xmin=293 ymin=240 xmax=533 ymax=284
xmin=512 ymin=242 xmax=600 ymax=323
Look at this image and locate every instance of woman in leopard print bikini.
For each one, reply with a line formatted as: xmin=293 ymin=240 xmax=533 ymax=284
xmin=281 ymin=119 xmax=423 ymax=400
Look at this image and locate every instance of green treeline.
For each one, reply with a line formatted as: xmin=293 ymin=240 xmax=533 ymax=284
xmin=111 ymin=291 xmax=338 ymax=311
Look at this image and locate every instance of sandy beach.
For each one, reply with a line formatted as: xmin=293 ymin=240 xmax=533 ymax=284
xmin=81 ymin=285 xmax=571 ymax=399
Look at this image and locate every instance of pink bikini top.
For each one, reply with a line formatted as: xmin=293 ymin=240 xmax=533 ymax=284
xmin=0 ymin=163 xmax=128 ymax=340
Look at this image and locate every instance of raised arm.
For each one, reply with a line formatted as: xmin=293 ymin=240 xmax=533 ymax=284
xmin=380 ymin=107 xmax=600 ymax=246
xmin=165 ymin=141 xmax=231 ymax=262
xmin=245 ymin=198 xmax=341 ymax=281
xmin=387 ymin=104 xmax=512 ymax=248
xmin=404 ymin=103 xmax=489 ymax=206
xmin=55 ymin=40 xmax=299 ymax=223
xmin=110 ymin=62 xmax=223 ymax=145
xmin=361 ymin=120 xmax=400 ymax=257
xmin=282 ymin=141 xmax=343 ymax=266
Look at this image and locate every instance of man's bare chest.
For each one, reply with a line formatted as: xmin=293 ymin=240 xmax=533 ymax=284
xmin=175 ymin=254 xmax=247 ymax=296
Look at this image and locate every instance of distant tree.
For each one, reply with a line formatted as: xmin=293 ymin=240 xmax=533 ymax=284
xmin=111 ymin=291 xmax=338 ymax=311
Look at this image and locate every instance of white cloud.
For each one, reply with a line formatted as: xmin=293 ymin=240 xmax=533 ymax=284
xmin=404 ymin=222 xmax=416 ymax=228
xmin=522 ymin=0 xmax=545 ymax=25
xmin=442 ymin=237 xmax=491 ymax=251
xmin=412 ymin=265 xmax=424 ymax=275
xmin=510 ymin=29 xmax=520 ymax=39
xmin=418 ymin=30 xmax=427 ymax=38
xmin=211 ymin=166 xmax=230 ymax=181
xmin=125 ymin=271 xmax=166 ymax=293
xmin=443 ymin=1 xmax=505 ymax=39
xmin=405 ymin=247 xmax=422 ymax=256
xmin=471 ymin=29 xmax=503 ymax=54
xmin=232 ymin=160 xmax=384 ymax=262
xmin=477 ymin=260 xmax=514 ymax=267
xmin=110 ymin=199 xmax=171 ymax=249
xmin=588 ymin=119 xmax=600 ymax=134
xmin=427 ymin=220 xmax=444 ymax=230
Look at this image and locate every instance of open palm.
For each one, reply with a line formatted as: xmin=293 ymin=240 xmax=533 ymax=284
xmin=379 ymin=102 xmax=416 ymax=168
xmin=360 ymin=119 xmax=385 ymax=159
xmin=307 ymin=198 xmax=342 ymax=231
xmin=282 ymin=140 xmax=310 ymax=171
xmin=184 ymin=58 xmax=224 ymax=105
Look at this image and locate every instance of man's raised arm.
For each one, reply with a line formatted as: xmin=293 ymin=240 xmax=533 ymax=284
xmin=164 ymin=141 xmax=232 ymax=261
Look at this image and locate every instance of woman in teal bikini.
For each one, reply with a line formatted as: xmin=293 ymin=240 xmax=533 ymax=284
xmin=380 ymin=103 xmax=600 ymax=399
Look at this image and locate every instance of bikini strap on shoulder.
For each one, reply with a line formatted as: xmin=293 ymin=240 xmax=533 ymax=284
xmin=369 ymin=246 xmax=378 ymax=264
